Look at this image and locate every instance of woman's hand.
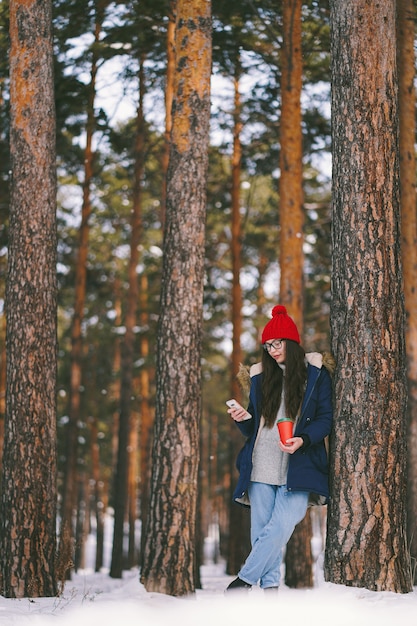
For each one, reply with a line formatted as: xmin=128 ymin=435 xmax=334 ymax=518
xmin=227 ymin=406 xmax=251 ymax=422
xmin=278 ymin=437 xmax=303 ymax=454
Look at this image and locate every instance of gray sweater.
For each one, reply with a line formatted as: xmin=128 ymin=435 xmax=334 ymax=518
xmin=250 ymin=369 xmax=289 ymax=486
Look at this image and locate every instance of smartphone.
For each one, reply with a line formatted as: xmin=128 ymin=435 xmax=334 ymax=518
xmin=226 ymin=399 xmax=252 ymax=420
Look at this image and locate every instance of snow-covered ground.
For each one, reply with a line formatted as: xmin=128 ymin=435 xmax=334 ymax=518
xmin=1 ymin=561 xmax=416 ymax=626
xmin=0 ymin=518 xmax=415 ymax=625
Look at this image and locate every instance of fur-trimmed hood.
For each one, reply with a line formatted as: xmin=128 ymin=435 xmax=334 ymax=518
xmin=236 ymin=351 xmax=335 ymax=392
xmin=306 ymin=351 xmax=335 ymax=375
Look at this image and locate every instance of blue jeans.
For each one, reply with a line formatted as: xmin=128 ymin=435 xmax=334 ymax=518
xmin=238 ymin=482 xmax=309 ymax=589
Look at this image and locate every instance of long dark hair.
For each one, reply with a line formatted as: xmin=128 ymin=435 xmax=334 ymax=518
xmin=261 ymin=340 xmax=307 ymax=427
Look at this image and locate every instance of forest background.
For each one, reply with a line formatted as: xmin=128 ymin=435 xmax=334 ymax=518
xmin=0 ymin=0 xmax=416 ymax=602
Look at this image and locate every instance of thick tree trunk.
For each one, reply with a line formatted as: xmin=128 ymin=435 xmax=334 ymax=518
xmin=397 ymin=0 xmax=417 ymax=585
xmin=325 ymin=0 xmax=412 ymax=593
xmin=138 ymin=3 xmax=176 ymax=564
xmin=1 ymin=0 xmax=57 ymax=598
xmin=140 ymin=0 xmax=212 ymax=596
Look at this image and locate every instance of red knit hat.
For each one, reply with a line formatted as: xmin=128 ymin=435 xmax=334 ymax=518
xmin=261 ymin=305 xmax=300 ymax=344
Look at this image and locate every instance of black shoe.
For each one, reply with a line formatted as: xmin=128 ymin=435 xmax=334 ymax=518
xmin=264 ymin=586 xmax=279 ymax=592
xmin=225 ymin=577 xmax=252 ymax=592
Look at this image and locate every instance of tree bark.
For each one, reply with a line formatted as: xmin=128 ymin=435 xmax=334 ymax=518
xmin=140 ymin=0 xmax=212 ymax=596
xmin=1 ymin=0 xmax=57 ymax=598
xmin=90 ymin=415 xmax=105 ymax=572
xmin=161 ymin=0 xmax=176 ymax=231
xmin=110 ymin=55 xmax=145 ymax=579
xmin=279 ymin=0 xmax=312 ymax=587
xmin=138 ymin=273 xmax=153 ymax=564
xmin=59 ymin=1 xmax=107 ymax=574
xmin=226 ymin=55 xmax=251 ymax=577
xmin=285 ymin=510 xmax=313 ymax=588
xmin=0 ymin=313 xmax=5 ymax=474
xmin=397 ymin=0 xmax=417 ymax=585
xmin=138 ymin=2 xmax=176 ymax=563
xmin=279 ymin=0 xmax=304 ymax=333
xmin=325 ymin=0 xmax=412 ymax=593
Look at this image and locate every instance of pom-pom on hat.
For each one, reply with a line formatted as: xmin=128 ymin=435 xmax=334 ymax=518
xmin=261 ymin=305 xmax=300 ymax=344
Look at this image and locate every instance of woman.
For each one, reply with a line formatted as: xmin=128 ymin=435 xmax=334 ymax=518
xmin=226 ymin=305 xmax=333 ymax=592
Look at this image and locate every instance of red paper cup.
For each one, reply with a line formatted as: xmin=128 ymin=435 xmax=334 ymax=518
xmin=277 ymin=419 xmax=293 ymax=444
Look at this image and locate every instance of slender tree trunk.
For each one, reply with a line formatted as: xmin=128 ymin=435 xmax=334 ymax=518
xmin=128 ymin=62 xmax=147 ymax=569
xmin=0 ymin=313 xmax=5 ymax=474
xmin=200 ymin=413 xmax=210 ymax=554
xmin=96 ymin=493 xmax=105 ymax=572
xmin=279 ymin=0 xmax=304 ymax=333
xmin=285 ymin=510 xmax=313 ymax=587
xmin=325 ymin=0 xmax=412 ymax=593
xmin=231 ymin=63 xmax=243 ymax=391
xmin=227 ymin=60 xmax=251 ymax=575
xmin=140 ymin=0 xmax=212 ymax=596
xmin=397 ymin=0 xmax=417 ymax=585
xmin=111 ymin=274 xmax=122 ymax=471
xmin=74 ymin=475 xmax=88 ymax=571
xmin=279 ymin=0 xmax=312 ymax=587
xmin=59 ymin=1 xmax=106 ymax=574
xmin=138 ymin=274 xmax=153 ymax=564
xmin=1 ymin=0 xmax=57 ymax=598
xmin=195 ymin=454 xmax=203 ymax=588
xmin=90 ymin=415 xmax=105 ymax=572
xmin=110 ymin=58 xmax=145 ymax=578
xmin=127 ymin=411 xmax=139 ymax=569
xmin=128 ymin=406 xmax=139 ymax=567
xmin=256 ymin=253 xmax=269 ymax=322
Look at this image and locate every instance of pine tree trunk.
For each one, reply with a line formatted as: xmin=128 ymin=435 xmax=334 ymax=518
xmin=285 ymin=510 xmax=313 ymax=588
xmin=90 ymin=415 xmax=105 ymax=572
xmin=110 ymin=59 xmax=145 ymax=578
xmin=231 ymin=61 xmax=243 ymax=386
xmin=138 ymin=274 xmax=153 ymax=565
xmin=325 ymin=0 xmax=412 ymax=593
xmin=161 ymin=0 xmax=176 ymax=231
xmin=1 ymin=0 xmax=57 ymax=598
xmin=128 ymin=407 xmax=139 ymax=568
xmin=74 ymin=475 xmax=88 ymax=571
xmin=60 ymin=2 xmax=106 ymax=573
xmin=137 ymin=3 xmax=171 ymax=565
xmin=140 ymin=0 xmax=212 ymax=596
xmin=0 ymin=313 xmax=5 ymax=473
xmin=279 ymin=0 xmax=312 ymax=586
xmin=226 ymin=55 xmax=251 ymax=577
xmin=110 ymin=276 xmax=122 ymax=471
xmin=279 ymin=0 xmax=304 ymax=332
xmin=397 ymin=0 xmax=417 ymax=585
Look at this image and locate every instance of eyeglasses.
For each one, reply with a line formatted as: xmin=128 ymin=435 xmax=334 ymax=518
xmin=263 ymin=339 xmax=284 ymax=353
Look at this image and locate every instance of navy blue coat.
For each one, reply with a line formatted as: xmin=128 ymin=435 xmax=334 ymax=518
xmin=233 ymin=353 xmax=333 ymax=506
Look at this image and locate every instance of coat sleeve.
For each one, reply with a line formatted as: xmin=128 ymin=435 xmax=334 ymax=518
xmin=233 ymin=373 xmax=261 ymax=438
xmin=234 ymin=396 xmax=255 ymax=438
xmin=297 ymin=368 xmax=333 ymax=446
